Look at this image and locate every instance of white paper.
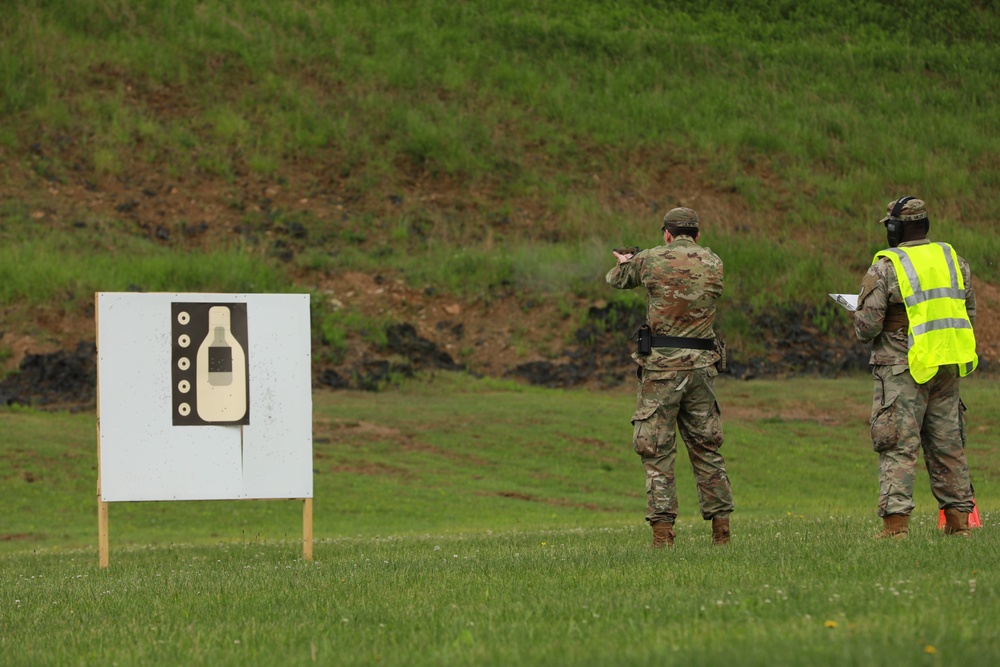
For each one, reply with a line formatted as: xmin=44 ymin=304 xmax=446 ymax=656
xmin=829 ymin=293 xmax=859 ymax=312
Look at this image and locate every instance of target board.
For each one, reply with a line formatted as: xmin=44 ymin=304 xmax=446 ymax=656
xmin=96 ymin=293 xmax=312 ymax=502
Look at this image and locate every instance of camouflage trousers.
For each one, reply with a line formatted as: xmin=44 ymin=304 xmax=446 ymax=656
xmin=631 ymin=365 xmax=734 ymax=524
xmin=869 ymin=364 xmax=974 ymax=517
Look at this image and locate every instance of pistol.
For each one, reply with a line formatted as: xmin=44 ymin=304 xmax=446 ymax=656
xmin=614 ymin=246 xmax=641 ymax=256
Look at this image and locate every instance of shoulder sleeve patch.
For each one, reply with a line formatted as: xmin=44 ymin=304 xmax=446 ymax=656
xmin=859 ymin=269 xmax=879 ymax=305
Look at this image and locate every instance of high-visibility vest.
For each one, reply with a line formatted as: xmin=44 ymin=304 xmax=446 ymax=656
xmin=873 ymin=242 xmax=978 ymax=383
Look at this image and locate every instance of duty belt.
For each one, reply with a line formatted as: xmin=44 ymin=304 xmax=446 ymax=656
xmin=649 ymin=335 xmax=715 ymax=351
xmin=632 ymin=324 xmax=715 ymax=355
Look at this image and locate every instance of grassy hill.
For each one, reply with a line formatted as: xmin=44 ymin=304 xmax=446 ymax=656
xmin=2 ymin=0 xmax=999 ymax=389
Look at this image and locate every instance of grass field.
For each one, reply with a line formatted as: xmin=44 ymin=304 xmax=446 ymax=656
xmin=2 ymin=375 xmax=998 ymax=665
xmin=3 ymin=2 xmax=1000 ymax=664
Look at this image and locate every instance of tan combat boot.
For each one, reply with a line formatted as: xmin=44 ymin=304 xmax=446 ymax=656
xmin=711 ymin=517 xmax=731 ymax=545
xmin=876 ymin=514 xmax=909 ymax=539
xmin=651 ymin=521 xmax=675 ymax=548
xmin=943 ymin=508 xmax=971 ymax=537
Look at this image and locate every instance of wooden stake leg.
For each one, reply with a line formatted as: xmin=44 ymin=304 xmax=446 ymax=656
xmin=98 ymin=500 xmax=109 ymax=568
xmin=303 ymin=498 xmax=314 ymax=561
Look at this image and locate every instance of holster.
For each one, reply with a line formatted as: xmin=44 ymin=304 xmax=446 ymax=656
xmin=631 ymin=324 xmax=653 ymax=356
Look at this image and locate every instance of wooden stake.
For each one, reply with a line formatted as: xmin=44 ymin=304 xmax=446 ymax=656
xmin=98 ymin=497 xmax=109 ymax=568
xmin=303 ymin=498 xmax=314 ymax=561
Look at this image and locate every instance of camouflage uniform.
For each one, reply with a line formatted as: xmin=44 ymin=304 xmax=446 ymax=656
xmin=855 ymin=234 xmax=976 ymax=518
xmin=606 ymin=209 xmax=734 ymax=526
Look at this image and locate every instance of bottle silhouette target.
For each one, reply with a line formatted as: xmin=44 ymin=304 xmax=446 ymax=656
xmin=196 ymin=306 xmax=247 ymax=422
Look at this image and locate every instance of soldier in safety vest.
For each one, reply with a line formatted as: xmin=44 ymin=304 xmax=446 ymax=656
xmin=607 ymin=207 xmax=734 ymax=548
xmin=854 ymin=196 xmax=978 ymax=538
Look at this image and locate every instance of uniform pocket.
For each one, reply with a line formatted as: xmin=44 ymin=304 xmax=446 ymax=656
xmin=705 ymin=400 xmax=724 ymax=450
xmin=631 ymin=399 xmax=659 ymax=458
xmin=870 ymin=393 xmax=899 ymax=453
xmin=959 ymin=398 xmax=968 ymax=448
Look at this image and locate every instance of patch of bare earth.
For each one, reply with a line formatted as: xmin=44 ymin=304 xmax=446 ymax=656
xmin=311 ymin=271 xmax=588 ymax=379
xmin=1 ymin=145 xmax=998 ymax=395
xmin=973 ymin=281 xmax=1000 ymax=368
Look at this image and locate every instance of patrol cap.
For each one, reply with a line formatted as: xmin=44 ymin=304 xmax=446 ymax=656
xmin=880 ymin=197 xmax=927 ymax=224
xmin=661 ymin=207 xmax=699 ymax=229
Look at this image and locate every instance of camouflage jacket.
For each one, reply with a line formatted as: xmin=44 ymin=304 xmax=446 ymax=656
xmin=854 ymin=238 xmax=976 ymax=366
xmin=606 ymin=237 xmax=722 ymax=371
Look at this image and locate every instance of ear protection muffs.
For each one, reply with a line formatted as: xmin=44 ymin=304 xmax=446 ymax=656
xmin=885 ymin=195 xmax=915 ymax=248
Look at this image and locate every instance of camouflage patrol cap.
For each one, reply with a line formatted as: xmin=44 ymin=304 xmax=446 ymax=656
xmin=662 ymin=207 xmax=699 ymax=228
xmin=880 ymin=197 xmax=927 ymax=224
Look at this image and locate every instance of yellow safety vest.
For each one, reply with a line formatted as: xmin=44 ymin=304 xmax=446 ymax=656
xmin=873 ymin=242 xmax=978 ymax=383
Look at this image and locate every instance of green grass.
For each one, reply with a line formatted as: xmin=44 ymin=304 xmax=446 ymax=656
xmin=3 ymin=1 xmax=1000 ymax=354
xmin=2 ymin=523 xmax=997 ymax=666
xmin=2 ymin=375 xmax=999 ymax=665
xmin=5 ymin=1 xmax=1000 ymax=228
xmin=4 ymin=374 xmax=997 ymax=549
xmin=0 ymin=223 xmax=287 ymax=305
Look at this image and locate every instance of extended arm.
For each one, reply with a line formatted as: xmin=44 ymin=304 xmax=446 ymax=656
xmin=606 ymin=253 xmax=641 ymax=290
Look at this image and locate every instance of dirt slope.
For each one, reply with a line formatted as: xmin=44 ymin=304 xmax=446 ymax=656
xmin=1 ymin=153 xmax=997 ymax=405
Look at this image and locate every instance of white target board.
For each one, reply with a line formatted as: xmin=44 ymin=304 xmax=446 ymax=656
xmin=97 ymin=292 xmax=312 ymax=502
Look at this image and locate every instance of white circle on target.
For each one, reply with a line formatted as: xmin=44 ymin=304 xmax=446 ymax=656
xmin=178 ymin=334 xmax=191 ymax=348
xmin=177 ymin=357 xmax=190 ymax=371
xmin=178 ymin=380 xmax=191 ymax=393
xmin=177 ymin=311 xmax=190 ymax=325
xmin=178 ymin=403 xmax=191 ymax=416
